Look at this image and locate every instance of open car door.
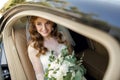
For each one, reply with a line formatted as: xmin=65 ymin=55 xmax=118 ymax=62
xmin=0 ymin=2 xmax=120 ymax=80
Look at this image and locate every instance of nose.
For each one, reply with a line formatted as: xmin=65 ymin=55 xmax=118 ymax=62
xmin=42 ymin=24 xmax=47 ymax=31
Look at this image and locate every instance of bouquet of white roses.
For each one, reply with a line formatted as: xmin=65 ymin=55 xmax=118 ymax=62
xmin=44 ymin=47 xmax=86 ymax=80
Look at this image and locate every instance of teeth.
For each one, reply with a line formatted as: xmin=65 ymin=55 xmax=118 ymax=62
xmin=42 ymin=32 xmax=48 ymax=34
xmin=42 ymin=31 xmax=47 ymax=33
xmin=43 ymin=31 xmax=47 ymax=33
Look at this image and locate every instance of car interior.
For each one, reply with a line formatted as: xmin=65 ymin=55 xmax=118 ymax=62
xmin=5 ymin=16 xmax=108 ymax=80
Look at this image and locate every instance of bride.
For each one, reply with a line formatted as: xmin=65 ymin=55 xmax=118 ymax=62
xmin=27 ymin=16 xmax=86 ymax=80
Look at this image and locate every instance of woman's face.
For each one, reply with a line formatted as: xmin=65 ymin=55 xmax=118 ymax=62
xmin=34 ymin=17 xmax=54 ymax=38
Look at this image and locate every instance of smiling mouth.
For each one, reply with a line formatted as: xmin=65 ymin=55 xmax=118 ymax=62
xmin=42 ymin=31 xmax=49 ymax=35
xmin=42 ymin=31 xmax=48 ymax=33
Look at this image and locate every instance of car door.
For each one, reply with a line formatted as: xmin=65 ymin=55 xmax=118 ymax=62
xmin=0 ymin=2 xmax=120 ymax=80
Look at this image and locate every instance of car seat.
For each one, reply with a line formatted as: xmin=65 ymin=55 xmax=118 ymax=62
xmin=12 ymin=18 xmax=36 ymax=80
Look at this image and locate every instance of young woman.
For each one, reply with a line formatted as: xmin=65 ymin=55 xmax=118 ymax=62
xmin=27 ymin=16 xmax=72 ymax=80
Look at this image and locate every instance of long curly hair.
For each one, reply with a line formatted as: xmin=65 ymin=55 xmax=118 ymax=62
xmin=29 ymin=16 xmax=66 ymax=57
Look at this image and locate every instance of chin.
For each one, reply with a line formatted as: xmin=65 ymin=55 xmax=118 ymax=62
xmin=42 ymin=34 xmax=50 ymax=38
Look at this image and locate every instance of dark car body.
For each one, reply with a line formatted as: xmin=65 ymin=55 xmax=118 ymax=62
xmin=0 ymin=0 xmax=120 ymax=80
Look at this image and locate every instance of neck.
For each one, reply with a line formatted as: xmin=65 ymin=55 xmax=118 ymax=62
xmin=44 ymin=36 xmax=52 ymax=41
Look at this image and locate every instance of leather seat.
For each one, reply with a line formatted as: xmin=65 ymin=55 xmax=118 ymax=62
xmin=83 ymin=41 xmax=109 ymax=80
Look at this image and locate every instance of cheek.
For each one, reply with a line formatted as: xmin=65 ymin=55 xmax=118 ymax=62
xmin=48 ymin=26 xmax=53 ymax=31
xmin=35 ymin=27 xmax=41 ymax=33
xmin=35 ymin=25 xmax=41 ymax=30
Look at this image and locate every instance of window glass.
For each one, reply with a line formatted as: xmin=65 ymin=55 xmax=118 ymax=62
xmin=0 ymin=42 xmax=11 ymax=80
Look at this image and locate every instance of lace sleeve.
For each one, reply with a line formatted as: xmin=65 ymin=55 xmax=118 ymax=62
xmin=28 ymin=44 xmax=44 ymax=80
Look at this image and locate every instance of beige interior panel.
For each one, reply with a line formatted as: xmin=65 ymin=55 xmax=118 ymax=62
xmin=13 ymin=26 xmax=36 ymax=80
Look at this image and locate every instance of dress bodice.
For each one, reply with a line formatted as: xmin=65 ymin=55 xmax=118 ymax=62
xmin=39 ymin=44 xmax=66 ymax=72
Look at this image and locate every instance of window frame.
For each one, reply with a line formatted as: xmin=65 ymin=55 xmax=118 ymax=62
xmin=1 ymin=4 xmax=120 ymax=80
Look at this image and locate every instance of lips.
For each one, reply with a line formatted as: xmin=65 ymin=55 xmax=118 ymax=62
xmin=42 ymin=31 xmax=48 ymax=34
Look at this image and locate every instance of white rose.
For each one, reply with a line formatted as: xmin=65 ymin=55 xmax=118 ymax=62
xmin=59 ymin=63 xmax=69 ymax=76
xmin=55 ymin=71 xmax=64 ymax=80
xmin=63 ymin=60 xmax=75 ymax=67
xmin=48 ymin=70 xmax=54 ymax=78
xmin=49 ymin=61 xmax=60 ymax=70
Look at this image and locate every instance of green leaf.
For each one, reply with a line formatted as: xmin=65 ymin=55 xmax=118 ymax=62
xmin=63 ymin=72 xmax=72 ymax=80
xmin=74 ymin=70 xmax=82 ymax=80
xmin=49 ymin=51 xmax=56 ymax=62
xmin=65 ymin=55 xmax=76 ymax=64
xmin=61 ymin=47 xmax=69 ymax=57
xmin=79 ymin=65 xmax=87 ymax=75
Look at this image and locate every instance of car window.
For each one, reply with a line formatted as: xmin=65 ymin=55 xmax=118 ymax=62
xmin=0 ymin=42 xmax=11 ymax=80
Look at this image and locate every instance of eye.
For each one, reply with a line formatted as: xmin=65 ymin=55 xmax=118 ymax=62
xmin=36 ymin=22 xmax=42 ymax=26
xmin=46 ymin=21 xmax=51 ymax=25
